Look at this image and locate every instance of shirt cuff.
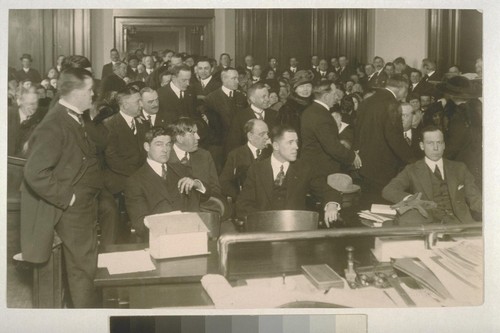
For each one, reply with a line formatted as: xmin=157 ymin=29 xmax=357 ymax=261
xmin=194 ymin=179 xmax=206 ymax=194
xmin=325 ymin=201 xmax=341 ymax=211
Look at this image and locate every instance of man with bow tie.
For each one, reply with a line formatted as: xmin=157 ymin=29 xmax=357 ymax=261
xmin=125 ymin=126 xmax=208 ymax=240
xmin=236 ymin=125 xmax=341 ymax=223
xmin=382 ymin=126 xmax=482 ymax=225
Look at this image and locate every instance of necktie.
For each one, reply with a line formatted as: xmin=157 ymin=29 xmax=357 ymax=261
xmin=161 ymin=163 xmax=167 ymax=180
xmin=229 ymin=90 xmax=233 ymax=98
xmin=180 ymin=91 xmax=184 ymax=99
xmin=255 ymin=111 xmax=264 ymax=120
xmin=404 ymin=132 xmax=411 ymax=146
xmin=67 ymin=109 xmax=87 ymax=138
xmin=180 ymin=151 xmax=189 ymax=165
xmin=275 ymin=165 xmax=285 ymax=186
xmin=130 ymin=119 xmax=136 ymax=135
xmin=434 ymin=165 xmax=443 ymax=180
xmin=256 ymin=149 xmax=262 ymax=159
xmin=147 ymin=115 xmax=152 ymax=126
xmin=201 ymin=81 xmax=206 ymax=89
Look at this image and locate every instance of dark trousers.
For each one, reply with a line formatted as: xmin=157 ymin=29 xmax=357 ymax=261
xmin=359 ymin=177 xmax=391 ymax=210
xmin=55 ymin=187 xmax=100 ymax=308
xmin=97 ymin=189 xmax=120 ymax=247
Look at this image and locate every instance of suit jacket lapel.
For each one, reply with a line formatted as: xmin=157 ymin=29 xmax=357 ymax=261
xmin=415 ymin=160 xmax=434 ymax=200
xmin=260 ymin=160 xmax=274 ymax=203
xmin=143 ymin=163 xmax=174 ymax=203
xmin=285 ymin=162 xmax=300 ymax=203
xmin=58 ymin=106 xmax=91 ymax=153
xmin=443 ymin=159 xmax=458 ymax=201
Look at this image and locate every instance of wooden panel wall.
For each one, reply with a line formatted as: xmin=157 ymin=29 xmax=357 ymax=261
xmin=235 ymin=9 xmax=367 ymax=68
xmin=9 ymin=9 xmax=91 ymax=76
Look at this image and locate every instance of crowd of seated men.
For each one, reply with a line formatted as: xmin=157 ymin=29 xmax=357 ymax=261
xmin=8 ymin=47 xmax=483 ymax=307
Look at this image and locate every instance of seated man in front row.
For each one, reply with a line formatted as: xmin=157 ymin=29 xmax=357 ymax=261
xmin=236 ymin=125 xmax=342 ymax=224
xmin=125 ymin=127 xmax=209 ymax=240
xmin=382 ymin=125 xmax=482 ymax=224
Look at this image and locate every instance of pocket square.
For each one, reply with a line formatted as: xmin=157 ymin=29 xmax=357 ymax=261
xmin=458 ymin=184 xmax=464 ymax=190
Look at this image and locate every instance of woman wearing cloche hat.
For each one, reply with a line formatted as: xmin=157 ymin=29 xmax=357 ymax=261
xmin=276 ymin=69 xmax=315 ymax=136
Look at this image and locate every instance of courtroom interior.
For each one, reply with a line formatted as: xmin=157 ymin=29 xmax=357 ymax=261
xmin=6 ymin=8 xmax=483 ymax=309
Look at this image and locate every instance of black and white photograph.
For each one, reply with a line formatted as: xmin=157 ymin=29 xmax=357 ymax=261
xmin=2 ymin=1 xmax=499 ymax=332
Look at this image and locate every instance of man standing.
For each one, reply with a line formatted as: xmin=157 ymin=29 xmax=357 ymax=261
xmin=101 ymin=48 xmax=121 ymax=80
xmin=301 ymin=80 xmax=361 ymax=179
xmin=21 ymin=68 xmax=101 ymax=307
xmin=99 ymin=61 xmax=127 ymax=100
xmin=382 ymin=126 xmax=481 ymax=224
xmin=408 ymin=69 xmax=432 ymax=97
xmin=393 ymin=57 xmax=414 ymax=79
xmin=370 ymin=56 xmax=388 ymax=88
xmin=226 ymin=82 xmax=277 ymax=153
xmin=126 ymin=55 xmax=140 ymax=81
xmin=16 ymin=54 xmax=42 ymax=84
xmin=205 ymin=68 xmax=248 ymax=148
xmin=338 ymin=55 xmax=352 ymax=83
xmin=401 ymin=102 xmax=423 ymax=160
xmin=355 ymin=74 xmax=416 ymax=207
xmin=137 ymin=55 xmax=155 ymax=83
xmin=103 ymin=87 xmax=146 ymax=195
xmin=236 ymin=125 xmax=341 ymax=222
xmin=220 ymin=119 xmax=271 ymax=200
xmin=191 ymin=57 xmax=221 ymax=99
xmin=310 ymin=55 xmax=320 ymax=72
xmin=157 ymin=64 xmax=196 ymax=123
xmin=125 ymin=127 xmax=209 ymax=239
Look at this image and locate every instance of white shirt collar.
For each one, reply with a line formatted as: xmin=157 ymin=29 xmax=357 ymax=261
xmin=313 ymin=99 xmax=330 ymax=111
xmin=221 ymin=85 xmax=233 ymax=97
xmin=427 ymin=70 xmax=435 ymax=77
xmin=384 ymin=88 xmax=398 ymax=99
xmin=146 ymin=68 xmax=153 ymax=74
xmin=247 ymin=142 xmax=260 ymax=159
xmin=119 ymin=110 xmax=135 ymax=126
xmin=18 ymin=109 xmax=28 ymax=123
xmin=250 ymin=104 xmax=265 ymax=116
xmin=200 ymin=76 xmax=212 ymax=86
xmin=246 ymin=66 xmax=253 ymax=70
xmin=412 ymin=82 xmax=419 ymax=88
xmin=173 ymin=143 xmax=188 ymax=161
xmin=270 ymin=154 xmax=290 ymax=179
xmin=170 ymin=81 xmax=182 ymax=99
xmin=338 ymin=122 xmax=349 ymax=134
xmin=147 ymin=158 xmax=165 ymax=177
xmin=59 ymin=98 xmax=83 ymax=115
xmin=142 ymin=110 xmax=156 ymax=123
xmin=424 ymin=157 xmax=444 ymax=178
xmin=404 ymin=129 xmax=412 ymax=139
xmin=23 ymin=68 xmax=30 ymax=73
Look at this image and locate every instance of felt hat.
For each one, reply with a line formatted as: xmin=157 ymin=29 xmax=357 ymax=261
xmin=290 ymin=70 xmax=314 ymax=90
xmin=20 ymin=53 xmax=33 ymax=62
xmin=327 ymin=173 xmax=360 ymax=194
xmin=436 ymin=75 xmax=481 ymax=99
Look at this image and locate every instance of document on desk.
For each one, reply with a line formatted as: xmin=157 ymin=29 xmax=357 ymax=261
xmin=98 ymin=250 xmax=156 ymax=275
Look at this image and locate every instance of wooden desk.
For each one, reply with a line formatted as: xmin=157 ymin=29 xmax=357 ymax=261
xmin=95 ymin=242 xmax=219 ymax=308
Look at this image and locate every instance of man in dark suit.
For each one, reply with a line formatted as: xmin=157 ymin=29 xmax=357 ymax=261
xmin=393 ymin=57 xmax=414 ymax=80
xmin=99 ymin=61 xmax=127 ymax=101
xmin=212 ymin=53 xmax=232 ymax=81
xmin=401 ymin=103 xmax=424 ymax=160
xmin=8 ymin=90 xmax=44 ymax=157
xmin=126 ymin=55 xmax=140 ymax=82
xmin=191 ymin=57 xmax=222 ymax=99
xmin=408 ymin=69 xmax=433 ymax=97
xmin=15 ymin=53 xmax=42 ymax=84
xmin=301 ymin=80 xmax=361 ymax=180
xmin=337 ymin=55 xmax=353 ymax=83
xmin=287 ymin=57 xmax=300 ymax=78
xmin=382 ymin=126 xmax=481 ymax=224
xmin=137 ymin=87 xmax=168 ymax=130
xmin=310 ymin=55 xmax=320 ymax=72
xmin=157 ymin=64 xmax=197 ymax=123
xmin=370 ymin=56 xmax=389 ymax=88
xmin=21 ymin=68 xmax=101 ymax=307
xmin=236 ymin=125 xmax=341 ymax=222
xmin=125 ymin=127 xmax=209 ymax=239
xmin=313 ymin=58 xmax=331 ymax=83
xmin=205 ymin=68 xmax=248 ymax=145
xmin=220 ymin=119 xmax=272 ymax=200
xmin=168 ymin=117 xmax=227 ymax=217
xmin=101 ymin=48 xmax=121 ymax=80
xmin=103 ymin=87 xmax=146 ymax=195
xmin=226 ymin=82 xmax=277 ymax=153
xmin=355 ymin=74 xmax=416 ymax=208
xmin=421 ymin=58 xmax=442 ymax=83
xmin=137 ymin=55 xmax=155 ymax=83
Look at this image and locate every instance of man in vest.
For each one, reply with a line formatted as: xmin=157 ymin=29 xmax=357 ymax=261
xmin=382 ymin=126 xmax=482 ymax=225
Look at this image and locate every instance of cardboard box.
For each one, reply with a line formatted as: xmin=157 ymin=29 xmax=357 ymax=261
xmin=145 ymin=212 xmax=210 ymax=259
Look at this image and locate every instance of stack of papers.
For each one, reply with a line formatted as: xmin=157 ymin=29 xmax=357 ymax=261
xmin=358 ymin=204 xmax=397 ymax=227
xmin=98 ymin=249 xmax=156 ymax=275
